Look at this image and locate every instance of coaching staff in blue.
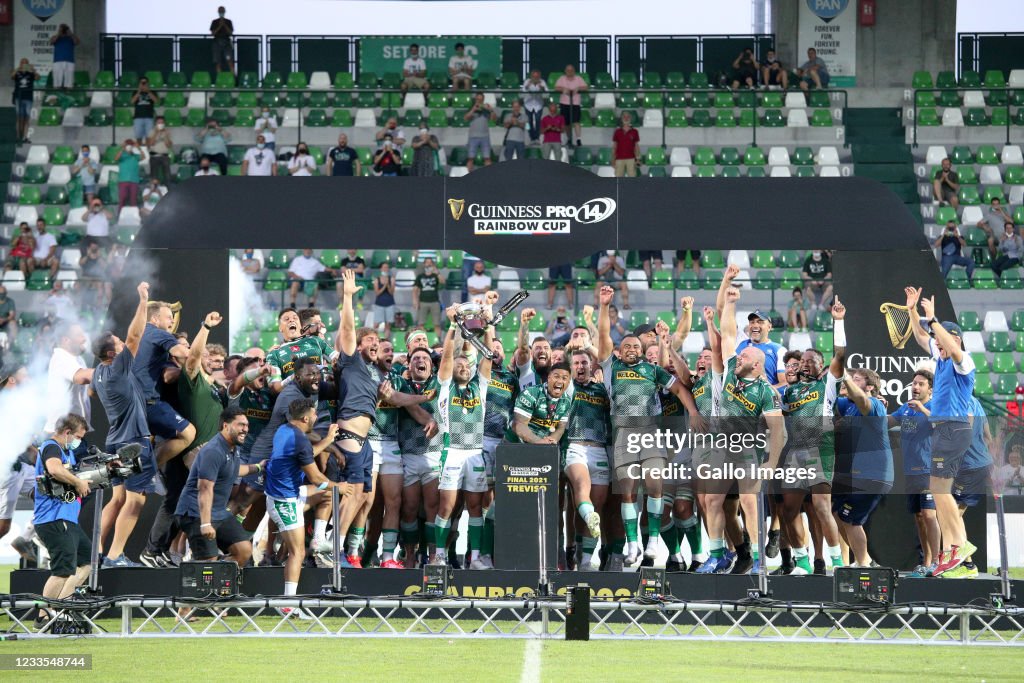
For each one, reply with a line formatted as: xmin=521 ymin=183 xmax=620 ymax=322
xmin=904 ymin=287 xmax=977 ymax=577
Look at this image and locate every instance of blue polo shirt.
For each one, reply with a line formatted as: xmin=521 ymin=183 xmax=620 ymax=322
xmin=134 ymin=323 xmax=179 ymax=400
xmin=265 ymin=423 xmax=316 ymax=499
xmin=929 ymin=339 xmax=975 ymax=423
xmin=893 ymin=400 xmax=932 ymax=475
xmin=175 ymin=434 xmax=239 ymax=521
xmin=736 ymin=338 xmax=786 ymax=383
xmin=963 ymin=397 xmax=993 ymax=470
xmin=836 ymin=396 xmax=894 ymax=485
xmin=34 ymin=440 xmax=81 ymax=524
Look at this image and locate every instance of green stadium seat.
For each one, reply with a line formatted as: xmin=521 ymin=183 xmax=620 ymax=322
xmin=987 ymin=90 xmax=1008 ymax=106
xmin=114 ymin=90 xmax=134 ymax=108
xmin=44 ymin=186 xmax=68 ymax=205
xmin=779 ymin=269 xmax=803 ymax=290
xmin=807 ymin=91 xmax=830 ymax=108
xmin=752 ymin=271 xmax=775 ymax=290
xmin=167 ymin=71 xmax=187 ymax=88
xmin=971 ymin=352 xmax=990 ymax=372
xmin=644 ymin=147 xmax=667 ymax=166
xmin=965 ymin=108 xmax=989 ymax=126
xmin=702 ymin=270 xmax=724 ymax=290
xmin=761 ymin=109 xmax=785 ymax=127
xmin=810 ymin=109 xmax=834 ymax=126
xmin=643 ymin=92 xmax=664 ymax=109
xmin=945 ymin=269 xmax=970 ymax=289
xmin=21 ymin=165 xmax=47 ymax=184
xmin=993 ymin=352 xmax=1017 ymax=374
xmin=18 ymin=186 xmax=41 ymax=205
xmin=305 ymin=109 xmax=328 ymax=127
xmin=792 ymin=147 xmax=814 ymax=166
xmin=185 ymin=109 xmax=206 ymax=127
xmin=751 ymin=250 xmax=775 ymax=268
xmin=333 ymin=72 xmax=354 ymax=90
xmin=959 ymin=70 xmax=981 ymax=87
xmin=235 ymin=71 xmax=258 ymax=89
xmin=666 ymin=92 xmax=687 ymax=108
xmin=85 ymin=109 xmax=111 ymax=126
xmin=357 ymin=71 xmax=378 ymax=89
xmin=571 ymin=146 xmax=593 ymax=167
xmin=331 ymin=109 xmax=354 ymax=127
xmin=995 ymin=374 xmax=1020 ymax=396
xmin=915 ymin=91 xmax=937 ymax=107
xmin=176 ymin=165 xmax=195 ymax=182
xmin=114 ymin=108 xmax=133 ymax=127
xmin=911 ymin=70 xmax=933 ymax=88
xmin=959 ymin=186 xmax=981 ymax=205
xmin=643 ymin=71 xmax=663 ymax=88
xmin=263 ymin=72 xmax=283 ymax=88
xmin=232 ymin=109 xmax=253 ymax=127
xmin=190 ymin=71 xmax=212 ymax=88
xmin=286 ymin=71 xmax=308 ymax=89
xmin=983 ymin=186 xmax=1006 ymax=204
xmin=713 ymin=92 xmax=734 ymax=108
xmin=695 ymin=166 xmax=716 ymax=178
xmin=665 ymin=109 xmax=688 ymax=127
xmin=950 ymin=146 xmax=974 ymax=164
xmin=651 ymin=271 xmax=674 ymax=291
xmin=162 ymin=91 xmax=187 ymax=108
xmin=211 ymin=109 xmax=233 ymax=126
xmin=213 ymin=71 xmax=235 ymax=89
xmin=916 ymin=106 xmax=940 ymax=125
xmin=973 ymin=269 xmax=997 ymax=289
xmin=760 ymin=92 xmax=784 ymax=107
xmin=957 ymin=310 xmax=981 ymax=331
xmin=701 ymin=250 xmax=725 ymax=268
xmin=934 ymin=70 xmax=956 ymax=89
xmin=714 ymin=110 xmax=737 ymax=127
xmin=209 ymin=91 xmax=233 ymax=108
xmin=500 ymin=71 xmax=520 ymax=86
xmin=93 ymin=70 xmax=115 ymax=88
xmin=265 ymin=249 xmax=290 ymax=269
xmin=664 ymin=71 xmax=685 ymax=88
xmin=688 ymin=72 xmax=708 ymax=88
xmin=1010 ymin=309 xmax=1024 ymax=332
xmin=38 ymin=108 xmax=62 ymax=126
xmin=776 ymin=250 xmax=802 ymax=269
xmin=675 ymin=272 xmax=699 ymax=290
xmin=1000 ymin=269 xmax=1024 ymax=289
xmin=1015 ymin=207 xmax=1024 ymax=225
xmin=973 ymin=373 xmax=993 ymax=395
xmin=741 ymin=146 xmax=765 ymax=166
xmin=718 ymin=147 xmax=740 ymax=166
xmin=812 ymin=310 xmax=834 ymax=332
xmin=983 ymin=70 xmax=1006 ymax=88
xmin=690 ymin=109 xmax=712 ymax=127
xmin=1005 ymin=167 xmax=1024 ymax=185
xmin=694 ymin=147 xmax=716 ymax=166
xmin=25 ymin=271 xmax=52 ymax=291
xmin=51 ymin=145 xmax=76 ymax=165
xmin=987 ymin=331 xmax=1013 ymax=352
xmin=118 ymin=71 xmax=139 ymax=88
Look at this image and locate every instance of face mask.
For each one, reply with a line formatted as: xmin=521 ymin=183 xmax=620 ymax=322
xmin=419 ymin=129 xmax=428 ymax=135
xmin=262 ymin=112 xmax=269 ymax=118
xmin=69 ymin=438 xmax=82 ymax=451
xmin=82 ymin=151 xmax=89 ymax=157
xmin=257 ymin=143 xmax=265 ymax=149
xmin=812 ymin=251 xmax=822 ymax=258
xmin=298 ymin=148 xmax=307 ymax=155
xmin=156 ymin=122 xmax=165 ymax=130
xmin=125 ymin=145 xmax=134 ymax=153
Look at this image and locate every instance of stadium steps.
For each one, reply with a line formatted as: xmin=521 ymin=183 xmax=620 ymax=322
xmin=0 ymin=109 xmax=16 ymax=206
xmin=847 ymin=107 xmax=918 ymax=218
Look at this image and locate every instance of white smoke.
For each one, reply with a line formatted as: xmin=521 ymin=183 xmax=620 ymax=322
xmin=0 ymin=340 xmax=69 ymax=476
xmin=228 ymin=255 xmax=271 ymax=354
xmin=915 ymin=358 xmax=936 ymax=375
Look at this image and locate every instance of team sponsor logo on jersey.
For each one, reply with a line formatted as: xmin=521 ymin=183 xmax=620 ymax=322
xmin=489 ymin=378 xmax=514 ymax=394
xmin=575 ymin=391 xmax=608 ymax=407
xmin=452 ymin=395 xmax=482 ymax=410
xmin=529 ymin=417 xmax=562 ymax=430
xmin=786 ymin=390 xmax=820 ymax=410
xmin=724 ymin=383 xmax=757 ymax=412
xmin=615 ymin=369 xmax=648 ymax=381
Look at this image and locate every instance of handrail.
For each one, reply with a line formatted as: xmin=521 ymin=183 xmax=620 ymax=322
xmin=911 ymin=86 xmax=1015 ymax=147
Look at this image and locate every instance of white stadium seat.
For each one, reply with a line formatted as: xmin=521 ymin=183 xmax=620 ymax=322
xmin=66 ymin=208 xmax=88 ymax=227
xmin=1010 ymin=69 xmax=1024 ymax=88
xmin=60 ymin=248 xmax=82 ymax=270
xmin=983 ymin=311 xmax=1009 ymax=332
xmin=819 ymin=166 xmax=840 ymax=177
xmin=670 ymin=166 xmax=692 ymax=177
xmin=2 ymin=272 xmax=25 ymax=292
xmin=99 ymin=165 xmax=118 ymax=186
xmin=448 ymin=166 xmax=469 ymax=177
xmin=47 ymin=165 xmax=71 ymax=186
xmin=768 ymin=146 xmax=790 ymax=166
xmin=593 ymin=93 xmax=616 ymax=110
xmin=681 ymin=331 xmax=706 ymax=355
xmin=941 ymin=108 xmax=964 ymax=126
xmin=59 ymin=270 xmax=79 ymax=287
xmin=626 ymin=269 xmax=648 ymax=291
xmin=924 ymin=146 xmax=947 ymax=166
xmin=403 ymin=92 xmax=425 ymax=109
xmin=787 ymin=109 xmax=808 ymax=127
xmin=788 ymin=331 xmax=812 ymax=350
xmin=816 ymin=146 xmax=840 ymax=166
xmin=496 ymin=270 xmax=521 ymax=291
xmin=727 ymin=250 xmax=751 ymax=268
xmin=281 ymin=108 xmax=300 ymax=127
xmin=89 ymin=91 xmax=112 ymax=108
xmin=962 ymin=91 xmax=986 ymax=107
xmin=118 ymin=207 xmax=141 ymax=226
xmin=394 ymin=269 xmax=417 ymax=287
xmin=1002 ymin=145 xmax=1024 ymax=165
xmin=26 ymin=145 xmax=50 ymax=165
xmin=642 ymin=109 xmax=663 ymax=128
xmin=1009 ymin=186 xmax=1024 ymax=205
xmin=596 ymin=166 xmax=615 ymax=177
xmin=962 ymin=331 xmax=985 ymax=354
xmin=309 ymin=71 xmax=331 ymax=90
xmin=669 ymin=147 xmax=692 ymax=166
xmin=769 ymin=166 xmax=792 ymax=177
xmin=62 ymin=107 xmax=85 ymax=127
xmin=960 ymin=206 xmax=983 ymax=224
xmin=354 ymin=108 xmax=376 ymax=127
xmin=784 ymin=92 xmax=806 ymax=109
xmin=482 ymin=93 xmax=497 ymax=108
xmin=187 ymin=91 xmax=207 ymax=109
xmin=979 ymin=166 xmax=1003 ymax=185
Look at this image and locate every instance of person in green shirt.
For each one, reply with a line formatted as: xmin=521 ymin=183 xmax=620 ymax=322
xmin=227 ymin=356 xmax=275 ymax=461
xmin=597 ymin=284 xmax=702 ymax=567
xmin=697 ymin=264 xmax=786 ymax=575
xmin=412 ymin=258 xmax=445 ymax=342
xmin=113 ymin=138 xmax=147 ymax=211
xmin=509 ymin=364 xmax=573 ymax=444
xmin=177 ymin=311 xmax=229 ymax=460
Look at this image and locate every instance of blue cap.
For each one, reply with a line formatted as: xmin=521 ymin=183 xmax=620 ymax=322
xmin=748 ymin=310 xmax=771 ymax=322
xmin=941 ymin=321 xmax=962 ymax=336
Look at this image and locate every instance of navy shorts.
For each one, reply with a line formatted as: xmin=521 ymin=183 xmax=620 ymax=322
xmin=340 ymin=439 xmax=374 ymax=492
xmin=178 ymin=514 xmax=249 ymax=560
xmin=832 ymin=492 xmax=884 ymax=526
xmin=638 ymin=250 xmax=662 ymax=264
xmin=146 ymin=400 xmax=190 ymax=440
xmin=548 ymin=264 xmax=573 ymax=282
xmin=904 ymin=473 xmax=935 ymax=513
xmin=953 ymin=466 xmax=990 ymax=507
xmin=36 ymin=520 xmax=91 ymax=577
xmin=108 ymin=438 xmax=157 ymax=494
xmin=930 ymin=421 xmax=972 ymax=480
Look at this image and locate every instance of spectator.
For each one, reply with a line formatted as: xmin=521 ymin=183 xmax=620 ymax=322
xmin=975 ymin=196 xmax=1013 ymax=257
xmin=287 ymin=142 xmax=316 ymax=177
xmin=44 ymin=281 xmax=76 ymax=322
xmin=410 ymin=125 xmax=440 ymax=176
xmin=107 ymin=243 xmax=129 ymax=279
xmin=339 ymin=248 xmax=366 ymax=276
xmin=79 ymin=241 xmax=111 ymax=306
xmin=210 ymin=6 xmax=234 ymax=75
xmin=141 ymin=177 xmax=167 ymax=220
xmin=638 ymin=250 xmax=662 ymax=280
xmin=48 ymin=24 xmax=79 ymax=91
xmin=611 ymin=111 xmax=641 ymax=177
xmin=241 ymin=134 xmax=276 ymax=176
xmin=448 ymin=42 xmax=476 ymax=91
xmin=595 ymin=250 xmax=630 ymax=309
xmin=11 ymin=58 xmax=37 ymax=143
xmin=32 ymin=219 xmax=59 ymax=280
xmin=254 ymin=107 xmax=278 ymax=151
xmin=372 ymin=135 xmax=401 ymax=176
xmin=113 ymin=139 xmax=146 ymax=210
xmin=761 ymin=49 xmax=789 ymax=90
xmin=71 ymin=145 xmax=100 ymax=203
xmin=674 ymin=249 xmax=702 ymax=279
xmin=286 ymin=248 xmax=326 ymax=309
xmin=401 ymin=43 xmax=429 ymax=94
xmin=998 ymin=447 xmax=1024 ymax=496
xmin=934 ymin=221 xmax=974 ymax=283
xmin=238 ymin=248 xmax=263 ymax=274
xmin=547 ymin=263 xmax=575 ymax=308
xmin=606 ymin=303 xmax=627 ymax=345
xmin=194 ymin=157 xmax=220 ymax=176
xmin=502 ymin=100 xmax=528 ymax=161
xmin=3 ymin=223 xmax=35 ymax=278
xmin=521 ymin=70 xmax=548 ymax=145
xmin=991 ymin=222 xmax=1023 ymax=280
xmin=327 ymin=133 xmax=361 ymax=176
xmin=196 ymin=118 xmax=231 ymax=175
xmin=731 ymin=48 xmax=759 ymax=89
xmin=413 ymin=257 xmax=445 ymax=341
xmin=545 ymin=306 xmax=573 ymax=347
xmin=375 ymin=117 xmax=406 ymax=153
xmin=372 ymin=262 xmax=396 ymax=339
xmin=801 ymin=249 xmax=834 ymax=306
xmin=465 ymin=93 xmax=496 ymax=171
xmin=932 ymin=158 xmax=960 ymax=208
xmin=540 ymin=101 xmax=565 ymax=162
xmin=85 ymin=198 xmax=113 ymax=250
xmin=797 ymin=47 xmax=830 ymax=91
xmin=0 ymin=286 xmax=15 ymax=344
xmin=555 ymin=64 xmax=588 ymax=147
xmin=787 ymin=287 xmax=810 ymax=332
xmin=145 ymin=116 xmax=174 ymax=187
xmin=131 ymin=76 xmax=160 ymax=143
xmin=466 ymin=260 xmax=492 ymax=296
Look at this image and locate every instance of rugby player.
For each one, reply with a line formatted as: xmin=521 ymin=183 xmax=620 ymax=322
xmin=432 ymin=297 xmax=496 ymax=568
xmin=904 ymin=287 xmax=978 ymax=576
xmin=514 ymin=307 xmax=552 ymax=389
xmin=891 ymin=369 xmax=938 ymax=577
xmin=736 ymin=310 xmax=787 ymax=387
xmin=946 ymin=395 xmax=994 ymax=578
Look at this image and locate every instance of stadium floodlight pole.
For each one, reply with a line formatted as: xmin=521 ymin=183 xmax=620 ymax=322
xmin=537 ymin=488 xmax=549 ymax=597
xmin=88 ymin=487 xmax=104 ymax=592
xmin=331 ymin=486 xmax=342 ymax=592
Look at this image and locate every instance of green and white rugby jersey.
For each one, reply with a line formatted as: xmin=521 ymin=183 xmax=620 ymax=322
xmin=439 ymin=374 xmax=488 ymax=450
xmin=690 ymin=372 xmax=715 ymax=416
xmin=507 ymin=384 xmax=574 ymax=443
xmin=484 ymin=366 xmax=519 ymax=440
xmin=715 ymin=355 xmax=781 ymax=429
xmin=600 ymin=356 xmax=675 ymax=418
xmin=567 ymin=380 xmax=611 ymax=444
xmin=397 ymin=374 xmax=443 ymax=455
xmin=265 ymin=335 xmax=335 ymax=378
xmin=369 ymin=372 xmax=406 ymax=441
xmin=783 ymin=373 xmax=839 ymax=446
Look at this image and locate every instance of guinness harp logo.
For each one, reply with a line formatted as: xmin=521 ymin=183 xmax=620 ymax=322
xmin=448 ymin=198 xmax=466 ymax=221
xmin=880 ymin=303 xmax=913 ymax=350
xmin=168 ymin=301 xmax=183 ymax=334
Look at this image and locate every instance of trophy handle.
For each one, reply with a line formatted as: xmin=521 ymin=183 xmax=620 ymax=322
xmin=490 ymin=290 xmax=529 ymax=328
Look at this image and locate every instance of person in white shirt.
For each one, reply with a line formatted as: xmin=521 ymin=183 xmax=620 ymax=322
xmin=401 ymin=43 xmax=429 ymax=93
xmin=254 ymin=107 xmax=278 ymax=151
xmin=521 ymin=70 xmax=548 ymax=146
xmin=286 ymin=248 xmax=326 ymax=308
xmin=141 ymin=177 xmax=167 ymax=219
xmin=466 ymin=260 xmax=492 ymax=295
xmin=194 ymin=158 xmax=220 ymax=176
xmin=288 ymin=143 xmax=316 ymax=176
xmin=32 ymin=219 xmax=59 ymax=279
xmin=45 ymin=322 xmax=94 ymax=434
xmin=997 ymin=447 xmax=1024 ymax=496
xmin=448 ymin=42 xmax=475 ymax=91
xmin=85 ymin=198 xmax=113 ymax=249
xmin=44 ymin=281 xmax=76 ymax=322
xmin=242 ymin=134 xmax=277 ymax=176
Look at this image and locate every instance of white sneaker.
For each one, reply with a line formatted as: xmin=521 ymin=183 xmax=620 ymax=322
xmin=313 ymin=550 xmax=334 ymax=568
xmin=580 ymin=554 xmax=598 ymax=571
xmin=478 ymin=554 xmax=494 ymax=569
xmin=311 ymin=538 xmax=333 ymax=554
xmin=625 ymin=542 xmax=642 ymax=566
xmin=585 ymin=511 xmax=602 ymax=539
xmin=280 ymin=607 xmax=313 ymax=621
xmin=469 ymin=557 xmax=491 ymax=570
xmin=607 ymin=554 xmax=625 ymax=572
xmin=643 ymin=537 xmax=659 ymax=559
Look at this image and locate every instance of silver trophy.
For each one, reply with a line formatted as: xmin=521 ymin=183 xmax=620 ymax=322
xmin=453 ymin=289 xmax=529 ymax=360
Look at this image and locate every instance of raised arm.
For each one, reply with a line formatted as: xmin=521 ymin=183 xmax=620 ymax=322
xmin=125 ymin=281 xmax=150 ymax=357
xmin=596 ymin=285 xmax=615 ymax=363
xmin=186 ymin=311 xmax=222 ymax=379
xmin=828 ymin=296 xmax=847 ymax=379
xmin=439 ymin=305 xmax=459 ymax=382
xmin=335 ymin=269 xmax=360 ymax=356
xmin=904 ymin=286 xmax=931 ymax=353
xmin=716 ymin=263 xmax=741 ymax=316
xmin=581 ymin=304 xmax=598 ymax=340
xmin=478 ymin=291 xmax=499 ymax=381
xmin=704 ymin=306 xmax=723 ymax=375
xmin=719 ymin=268 xmax=741 ymax=361
xmin=672 ymin=296 xmax=694 ymax=352
xmin=515 ymin=307 xmax=535 ymax=367
xmin=841 ymin=374 xmax=872 ymax=417
xmin=919 ymin=294 xmax=964 ymax=364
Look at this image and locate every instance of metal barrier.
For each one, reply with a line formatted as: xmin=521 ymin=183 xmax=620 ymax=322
xmin=5 ymin=596 xmax=1024 ymax=643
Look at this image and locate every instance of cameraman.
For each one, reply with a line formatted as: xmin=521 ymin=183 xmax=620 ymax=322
xmin=33 ymin=414 xmax=91 ymax=629
xmin=934 ymin=220 xmax=975 ymax=283
xmin=731 ymin=47 xmax=759 ymax=89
